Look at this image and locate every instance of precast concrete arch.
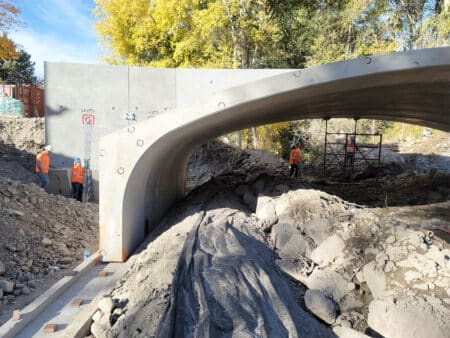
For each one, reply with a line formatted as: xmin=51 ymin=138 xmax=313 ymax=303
xmin=99 ymin=47 xmax=450 ymax=262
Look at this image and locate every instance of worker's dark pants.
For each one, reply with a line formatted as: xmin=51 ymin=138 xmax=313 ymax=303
xmin=72 ymin=182 xmax=83 ymax=202
xmin=37 ymin=172 xmax=49 ymax=190
xmin=346 ymin=153 xmax=354 ymax=167
xmin=290 ymin=163 xmax=301 ymax=178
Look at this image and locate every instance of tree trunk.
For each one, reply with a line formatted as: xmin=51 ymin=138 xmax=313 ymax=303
xmin=345 ymin=22 xmax=352 ymax=56
xmin=222 ymin=0 xmax=238 ymax=66
xmin=251 ymin=127 xmax=259 ymax=149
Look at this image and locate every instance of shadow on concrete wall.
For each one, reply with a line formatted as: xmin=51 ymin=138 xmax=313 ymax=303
xmin=46 ymin=104 xmax=69 ymax=117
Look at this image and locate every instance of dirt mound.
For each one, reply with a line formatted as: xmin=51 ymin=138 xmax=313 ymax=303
xmin=88 ymin=172 xmax=450 ymax=337
xmin=0 ymin=176 xmax=98 ymax=323
xmin=186 ymin=140 xmax=286 ymax=191
xmin=0 ymin=116 xmax=44 ymax=154
xmin=0 ymin=116 xmax=45 ymax=185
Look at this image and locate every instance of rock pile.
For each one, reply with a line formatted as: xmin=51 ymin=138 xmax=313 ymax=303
xmin=88 ymin=170 xmax=449 ymax=337
xmin=0 ymin=176 xmax=98 ymax=313
xmin=244 ymin=174 xmax=450 ymax=337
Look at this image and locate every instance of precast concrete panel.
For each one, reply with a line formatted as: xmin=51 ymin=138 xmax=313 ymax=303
xmin=128 ymin=67 xmax=176 ymax=121
xmin=175 ymin=69 xmax=292 ymax=108
xmin=45 ymin=62 xmax=131 ymax=170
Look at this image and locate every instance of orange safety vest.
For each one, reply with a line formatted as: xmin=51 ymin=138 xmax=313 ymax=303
xmin=289 ymin=148 xmax=302 ymax=164
xmin=36 ymin=152 xmax=50 ymax=174
xmin=72 ymin=163 xmax=84 ymax=184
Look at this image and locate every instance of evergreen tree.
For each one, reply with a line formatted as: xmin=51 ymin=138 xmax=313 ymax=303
xmin=0 ymin=49 xmax=37 ymax=85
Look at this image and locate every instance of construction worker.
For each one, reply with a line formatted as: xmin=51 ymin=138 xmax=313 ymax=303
xmin=71 ymin=157 xmax=84 ymax=202
xmin=346 ymin=135 xmax=356 ymax=167
xmin=35 ymin=145 xmax=52 ymax=190
xmin=289 ymin=143 xmax=302 ymax=178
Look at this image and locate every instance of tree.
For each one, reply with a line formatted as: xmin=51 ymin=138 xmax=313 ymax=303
xmin=94 ymin=0 xmax=282 ymax=68
xmin=0 ymin=49 xmax=37 ymax=85
xmin=0 ymin=0 xmax=21 ymax=61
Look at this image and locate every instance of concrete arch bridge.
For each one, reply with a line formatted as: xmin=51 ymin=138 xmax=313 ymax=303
xmin=98 ymin=47 xmax=450 ymax=262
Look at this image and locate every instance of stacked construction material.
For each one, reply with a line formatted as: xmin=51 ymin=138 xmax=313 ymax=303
xmin=0 ymin=98 xmax=24 ymax=117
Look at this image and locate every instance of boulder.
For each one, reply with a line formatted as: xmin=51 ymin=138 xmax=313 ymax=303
xmin=256 ymin=196 xmax=276 ymax=220
xmin=98 ymin=296 xmax=115 ymax=314
xmin=0 ymin=279 xmax=14 ymax=293
xmin=92 ymin=310 xmax=103 ymax=322
xmin=276 ymin=257 xmax=315 ymax=286
xmin=303 ymin=218 xmax=330 ymax=246
xmin=91 ymin=322 xmax=112 ymax=338
xmin=310 ymin=234 xmax=345 ymax=266
xmin=41 ymin=237 xmax=52 ymax=246
xmin=279 ymin=233 xmax=314 ymax=259
xmin=57 ymin=257 xmax=72 ymax=265
xmin=362 ymin=262 xmax=386 ymax=299
xmin=304 ymin=289 xmax=339 ymax=324
xmin=339 ymin=292 xmax=365 ymax=312
xmin=306 ymin=269 xmax=349 ymax=303
xmin=333 ymin=325 xmax=370 ymax=338
xmin=270 ymin=222 xmax=298 ymax=250
xmin=5 ymin=208 xmax=24 ymax=217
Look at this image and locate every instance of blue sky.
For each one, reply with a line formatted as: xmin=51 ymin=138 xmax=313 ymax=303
xmin=10 ymin=0 xmax=102 ymax=78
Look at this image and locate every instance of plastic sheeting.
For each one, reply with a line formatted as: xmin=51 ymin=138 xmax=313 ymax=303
xmin=0 ymin=98 xmax=24 ymax=117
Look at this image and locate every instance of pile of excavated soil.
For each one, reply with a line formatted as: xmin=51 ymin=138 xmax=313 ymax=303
xmin=0 ymin=116 xmax=44 ymax=154
xmin=0 ymin=116 xmax=99 ymax=324
xmin=0 ymin=116 xmax=44 ymax=184
xmin=0 ymin=176 xmax=98 ymax=324
xmin=88 ymin=175 xmax=449 ymax=338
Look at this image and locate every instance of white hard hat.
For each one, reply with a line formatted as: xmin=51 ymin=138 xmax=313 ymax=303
xmin=44 ymin=145 xmax=53 ymax=152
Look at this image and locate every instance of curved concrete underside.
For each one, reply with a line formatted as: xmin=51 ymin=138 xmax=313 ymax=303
xmin=99 ymin=47 xmax=450 ymax=262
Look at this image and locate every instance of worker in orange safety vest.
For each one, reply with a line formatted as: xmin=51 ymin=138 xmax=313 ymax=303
xmin=346 ymin=135 xmax=356 ymax=167
xmin=36 ymin=145 xmax=52 ymax=190
xmin=71 ymin=157 xmax=84 ymax=202
xmin=289 ymin=143 xmax=302 ymax=178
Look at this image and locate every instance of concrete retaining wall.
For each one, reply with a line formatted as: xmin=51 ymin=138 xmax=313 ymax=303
xmin=45 ymin=64 xmax=290 ymax=199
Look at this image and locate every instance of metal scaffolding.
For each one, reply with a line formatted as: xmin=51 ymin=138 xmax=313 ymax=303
xmin=323 ymin=119 xmax=383 ymax=178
